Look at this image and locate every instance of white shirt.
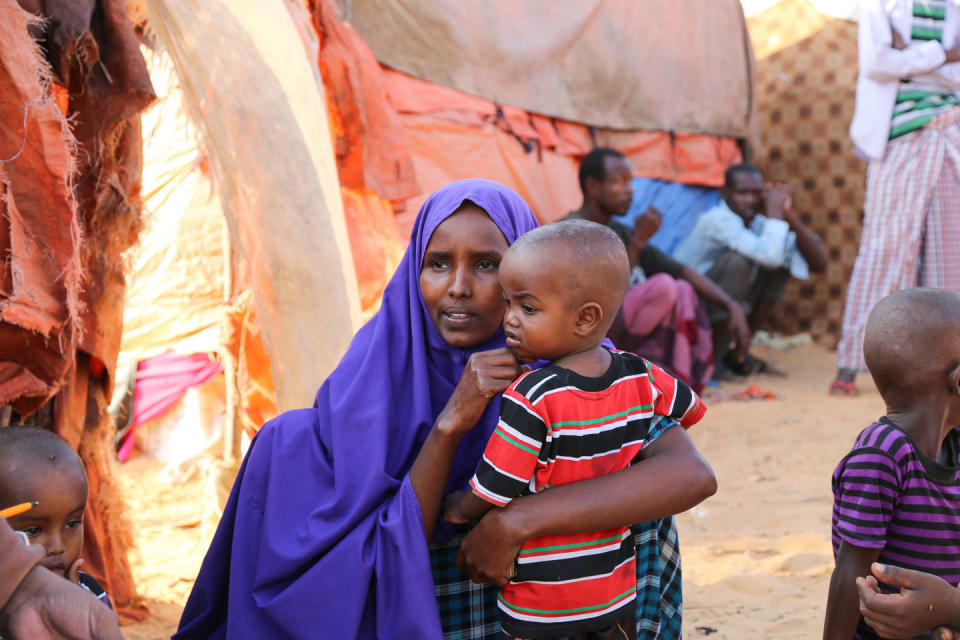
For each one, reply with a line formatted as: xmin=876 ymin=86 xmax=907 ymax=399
xmin=851 ymin=0 xmax=960 ymax=160
xmin=672 ymin=201 xmax=809 ymax=280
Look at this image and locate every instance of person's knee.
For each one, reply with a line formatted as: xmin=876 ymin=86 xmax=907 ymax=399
xmin=709 ymin=251 xmax=755 ymax=282
xmin=643 ymin=272 xmax=679 ymax=307
xmin=704 ymin=251 xmax=755 ymax=312
xmin=621 ymin=274 xmax=679 ymax=334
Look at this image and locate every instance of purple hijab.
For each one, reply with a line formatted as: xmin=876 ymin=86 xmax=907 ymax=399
xmin=175 ymin=180 xmax=539 ymax=639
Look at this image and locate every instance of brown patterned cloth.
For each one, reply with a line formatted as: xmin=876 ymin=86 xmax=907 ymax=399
xmin=748 ymin=0 xmax=866 ymax=344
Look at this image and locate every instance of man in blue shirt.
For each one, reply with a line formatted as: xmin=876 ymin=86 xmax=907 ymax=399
xmin=674 ymin=163 xmax=826 ymax=372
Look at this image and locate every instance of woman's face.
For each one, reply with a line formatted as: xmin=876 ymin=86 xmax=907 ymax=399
xmin=420 ymin=204 xmax=510 ymax=348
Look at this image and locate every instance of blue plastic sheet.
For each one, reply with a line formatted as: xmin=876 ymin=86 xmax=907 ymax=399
xmin=612 ymin=177 xmax=722 ymax=257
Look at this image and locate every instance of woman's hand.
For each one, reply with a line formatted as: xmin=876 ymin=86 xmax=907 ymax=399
xmin=411 ymin=348 xmax=525 ymax=538
xmin=456 ymin=506 xmax=524 ymax=587
xmin=435 ymin=348 xmax=525 ymax=438
xmin=857 ymin=563 xmax=960 ymax=639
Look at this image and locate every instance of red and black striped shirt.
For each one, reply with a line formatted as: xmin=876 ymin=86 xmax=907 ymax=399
xmin=470 ymin=349 xmax=705 ymax=638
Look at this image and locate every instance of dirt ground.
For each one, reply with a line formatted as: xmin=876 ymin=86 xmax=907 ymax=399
xmin=117 ymin=341 xmax=884 ymax=639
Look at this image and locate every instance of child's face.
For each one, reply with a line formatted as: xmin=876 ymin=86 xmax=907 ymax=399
xmin=3 ymin=463 xmax=86 ymax=578
xmin=500 ymin=248 xmax=581 ymax=363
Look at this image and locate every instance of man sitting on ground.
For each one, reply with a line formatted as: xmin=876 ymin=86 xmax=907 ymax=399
xmin=566 ymin=147 xmax=751 ymax=389
xmin=673 ymin=162 xmax=827 ymax=376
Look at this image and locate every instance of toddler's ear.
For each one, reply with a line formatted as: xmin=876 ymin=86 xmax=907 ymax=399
xmin=574 ymin=301 xmax=603 ymax=336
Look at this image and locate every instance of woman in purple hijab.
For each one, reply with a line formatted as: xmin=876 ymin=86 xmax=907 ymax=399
xmin=175 ymin=180 xmax=715 ymax=639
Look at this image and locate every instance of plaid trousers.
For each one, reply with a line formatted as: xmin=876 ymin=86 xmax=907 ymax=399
xmin=431 ymin=516 xmax=683 ymax=640
xmin=837 ymin=108 xmax=960 ymax=371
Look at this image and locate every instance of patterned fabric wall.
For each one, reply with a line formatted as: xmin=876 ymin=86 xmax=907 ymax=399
xmin=748 ymin=0 xmax=865 ymax=344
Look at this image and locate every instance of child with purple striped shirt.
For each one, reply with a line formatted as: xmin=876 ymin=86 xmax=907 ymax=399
xmin=823 ymin=288 xmax=960 ymax=640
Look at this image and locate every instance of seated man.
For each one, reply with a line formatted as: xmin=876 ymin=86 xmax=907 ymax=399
xmin=673 ymin=162 xmax=827 ymax=374
xmin=566 ymin=147 xmax=751 ymax=390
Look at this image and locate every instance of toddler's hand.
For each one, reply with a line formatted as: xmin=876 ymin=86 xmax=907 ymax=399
xmin=443 ymin=491 xmax=470 ymax=524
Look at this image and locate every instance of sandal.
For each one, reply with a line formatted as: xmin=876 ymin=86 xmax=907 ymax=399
xmin=829 ymin=379 xmax=858 ymax=396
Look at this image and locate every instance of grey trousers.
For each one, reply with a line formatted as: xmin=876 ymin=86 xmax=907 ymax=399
xmin=703 ymin=250 xmax=789 ymax=325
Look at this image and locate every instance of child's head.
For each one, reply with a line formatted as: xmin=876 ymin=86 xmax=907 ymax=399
xmin=864 ymin=288 xmax=960 ymax=421
xmin=500 ymin=219 xmax=629 ymax=362
xmin=0 ymin=426 xmax=88 ymax=578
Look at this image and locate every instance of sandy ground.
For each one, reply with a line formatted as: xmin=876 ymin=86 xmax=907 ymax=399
xmin=117 ymin=341 xmax=884 ymax=639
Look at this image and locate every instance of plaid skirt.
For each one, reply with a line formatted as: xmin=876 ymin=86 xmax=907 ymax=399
xmin=431 ymin=516 xmax=683 ymax=640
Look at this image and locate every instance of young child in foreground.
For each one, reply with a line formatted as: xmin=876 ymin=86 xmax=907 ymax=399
xmin=823 ymin=288 xmax=960 ymax=640
xmin=0 ymin=425 xmax=113 ymax=611
xmin=444 ymin=219 xmax=707 ymax=640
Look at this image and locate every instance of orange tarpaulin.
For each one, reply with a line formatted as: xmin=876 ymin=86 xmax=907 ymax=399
xmin=310 ymin=0 xmax=744 ymax=304
xmin=0 ymin=2 xmax=82 ymax=415
xmin=383 ymin=68 xmax=742 ymax=231
xmin=2 ymin=0 xmax=155 ymax=623
xmin=345 ymin=0 xmax=755 ymax=136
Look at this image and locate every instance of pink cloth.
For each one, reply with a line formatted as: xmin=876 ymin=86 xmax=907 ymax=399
xmin=608 ymin=273 xmax=714 ymax=392
xmin=117 ymin=351 xmax=222 ymax=461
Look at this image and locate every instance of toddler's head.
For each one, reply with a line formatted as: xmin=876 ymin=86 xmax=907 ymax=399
xmin=864 ymin=288 xmax=960 ymax=422
xmin=0 ymin=426 xmax=88 ymax=579
xmin=500 ymin=219 xmax=629 ymax=362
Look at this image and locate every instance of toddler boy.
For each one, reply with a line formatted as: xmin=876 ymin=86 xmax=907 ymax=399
xmin=445 ymin=220 xmax=706 ymax=640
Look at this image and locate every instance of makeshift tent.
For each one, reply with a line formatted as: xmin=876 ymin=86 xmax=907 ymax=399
xmin=309 ymin=0 xmax=755 ymax=263
xmin=746 ymin=0 xmax=864 ymax=342
xmin=2 ymin=0 xmax=365 ymax=622
xmin=141 ymin=0 xmax=362 ymax=413
xmin=117 ymin=42 xmax=278 ymax=461
xmin=120 ymin=0 xmax=758 ymax=444
xmin=120 ymin=0 xmax=758 ymax=457
xmin=1 ymin=0 xmax=155 ymax=622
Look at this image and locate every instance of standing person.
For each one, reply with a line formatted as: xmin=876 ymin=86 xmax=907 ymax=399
xmin=823 ymin=288 xmax=960 ymax=640
xmin=567 ymin=147 xmax=751 ymax=390
xmin=834 ymin=0 xmax=960 ymax=395
xmin=674 ymin=163 xmax=827 ymax=376
xmin=445 ymin=221 xmax=712 ymax=640
xmin=174 ymin=180 xmax=718 ymax=639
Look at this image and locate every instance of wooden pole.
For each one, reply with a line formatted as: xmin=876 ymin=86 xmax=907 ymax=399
xmin=221 ymin=224 xmax=242 ymax=462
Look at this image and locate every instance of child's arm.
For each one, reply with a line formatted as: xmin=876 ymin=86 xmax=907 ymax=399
xmin=823 ymin=541 xmax=881 ymax=640
xmin=454 ymin=425 xmax=716 ymax=586
xmin=443 ymin=490 xmax=495 ymax=524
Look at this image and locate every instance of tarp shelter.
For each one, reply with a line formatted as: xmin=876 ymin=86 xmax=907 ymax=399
xmin=346 ymin=0 xmax=755 ymax=234
xmin=121 ymin=0 xmax=759 ymax=454
xmin=122 ymin=0 xmax=759 ymax=429
xmin=1 ymin=0 xmax=155 ymax=621
xmin=141 ymin=0 xmax=361 ymax=412
xmin=746 ymin=0 xmax=864 ymax=342
xmin=2 ymin=0 xmax=363 ymax=622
